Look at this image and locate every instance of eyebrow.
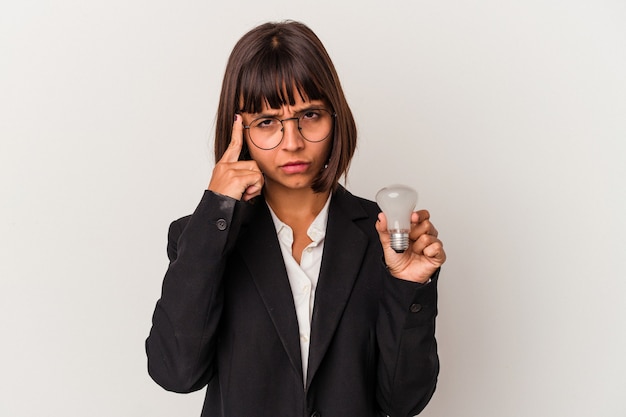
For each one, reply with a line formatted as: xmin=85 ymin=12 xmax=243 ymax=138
xmin=250 ymin=103 xmax=327 ymax=119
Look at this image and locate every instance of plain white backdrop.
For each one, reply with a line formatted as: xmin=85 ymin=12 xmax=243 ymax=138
xmin=1 ymin=0 xmax=625 ymax=416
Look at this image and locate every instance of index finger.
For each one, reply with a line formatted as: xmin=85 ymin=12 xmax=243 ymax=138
xmin=221 ymin=114 xmax=244 ymax=163
xmin=411 ymin=210 xmax=430 ymax=224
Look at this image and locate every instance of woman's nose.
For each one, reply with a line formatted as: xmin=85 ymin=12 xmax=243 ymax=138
xmin=280 ymin=118 xmax=304 ymax=150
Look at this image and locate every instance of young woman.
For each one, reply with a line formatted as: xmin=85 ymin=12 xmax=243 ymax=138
xmin=146 ymin=20 xmax=446 ymax=417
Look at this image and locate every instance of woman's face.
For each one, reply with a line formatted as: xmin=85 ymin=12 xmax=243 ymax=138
xmin=242 ymin=94 xmax=333 ymax=193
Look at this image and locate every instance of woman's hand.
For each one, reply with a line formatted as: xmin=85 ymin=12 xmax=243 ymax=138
xmin=208 ymin=115 xmax=264 ymax=201
xmin=375 ymin=210 xmax=446 ymax=283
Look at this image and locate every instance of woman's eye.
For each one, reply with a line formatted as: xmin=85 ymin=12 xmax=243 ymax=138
xmin=254 ymin=118 xmax=278 ymax=128
xmin=302 ymin=111 xmax=320 ymax=120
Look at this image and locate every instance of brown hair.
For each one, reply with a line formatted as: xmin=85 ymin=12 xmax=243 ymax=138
xmin=214 ymin=20 xmax=357 ymax=193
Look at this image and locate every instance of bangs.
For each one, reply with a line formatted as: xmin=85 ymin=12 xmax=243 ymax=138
xmin=238 ymin=50 xmax=327 ymax=113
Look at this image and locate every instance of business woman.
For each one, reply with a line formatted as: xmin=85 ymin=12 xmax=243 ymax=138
xmin=146 ymin=20 xmax=446 ymax=417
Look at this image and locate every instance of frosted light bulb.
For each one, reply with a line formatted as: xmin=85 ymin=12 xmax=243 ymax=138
xmin=375 ymin=184 xmax=418 ymax=253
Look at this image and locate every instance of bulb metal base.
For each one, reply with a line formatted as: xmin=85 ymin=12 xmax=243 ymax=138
xmin=390 ymin=231 xmax=409 ymax=253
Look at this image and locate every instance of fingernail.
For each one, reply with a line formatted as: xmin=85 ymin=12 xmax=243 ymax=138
xmin=234 ymin=114 xmax=239 ymax=122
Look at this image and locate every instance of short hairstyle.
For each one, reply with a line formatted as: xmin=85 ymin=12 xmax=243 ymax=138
xmin=214 ymin=20 xmax=357 ymax=193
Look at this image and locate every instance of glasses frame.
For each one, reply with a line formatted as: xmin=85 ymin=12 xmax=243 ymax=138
xmin=242 ymin=108 xmax=336 ymax=150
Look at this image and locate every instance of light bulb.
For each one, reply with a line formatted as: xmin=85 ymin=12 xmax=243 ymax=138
xmin=375 ymin=184 xmax=418 ymax=253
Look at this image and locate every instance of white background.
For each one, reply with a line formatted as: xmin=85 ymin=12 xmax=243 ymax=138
xmin=2 ymin=1 xmax=625 ymax=416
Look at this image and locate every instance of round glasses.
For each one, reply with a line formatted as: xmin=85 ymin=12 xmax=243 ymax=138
xmin=243 ymin=108 xmax=335 ymax=150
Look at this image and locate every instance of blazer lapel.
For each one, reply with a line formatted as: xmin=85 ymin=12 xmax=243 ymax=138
xmin=237 ymin=199 xmax=304 ymax=383
xmin=306 ymin=188 xmax=370 ymax=388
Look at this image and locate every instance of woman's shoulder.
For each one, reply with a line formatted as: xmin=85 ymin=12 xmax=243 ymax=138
xmin=332 ymin=186 xmax=380 ymax=217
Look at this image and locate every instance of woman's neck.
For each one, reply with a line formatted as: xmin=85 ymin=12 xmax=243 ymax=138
xmin=264 ymin=184 xmax=330 ymax=226
xmin=264 ymin=184 xmax=330 ymax=264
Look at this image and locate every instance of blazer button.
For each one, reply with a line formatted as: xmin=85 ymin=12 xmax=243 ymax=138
xmin=215 ymin=218 xmax=228 ymax=231
xmin=409 ymin=303 xmax=422 ymax=313
xmin=310 ymin=412 xmax=321 ymax=417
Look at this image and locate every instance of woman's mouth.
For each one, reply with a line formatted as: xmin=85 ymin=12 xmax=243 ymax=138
xmin=280 ymin=161 xmax=310 ymax=174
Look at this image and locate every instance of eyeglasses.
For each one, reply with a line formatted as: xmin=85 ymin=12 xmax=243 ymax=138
xmin=243 ymin=108 xmax=335 ymax=150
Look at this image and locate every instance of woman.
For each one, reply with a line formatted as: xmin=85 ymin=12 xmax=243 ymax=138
xmin=146 ymin=20 xmax=446 ymax=417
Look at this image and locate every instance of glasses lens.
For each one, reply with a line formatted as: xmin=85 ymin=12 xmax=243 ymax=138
xmin=249 ymin=118 xmax=283 ymax=150
xmin=299 ymin=109 xmax=333 ymax=142
xmin=248 ymin=109 xmax=334 ymax=150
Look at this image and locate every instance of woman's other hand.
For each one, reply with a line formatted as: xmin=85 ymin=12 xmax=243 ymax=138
xmin=375 ymin=210 xmax=446 ymax=283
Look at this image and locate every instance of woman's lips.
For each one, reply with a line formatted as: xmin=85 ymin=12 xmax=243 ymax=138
xmin=280 ymin=161 xmax=310 ymax=174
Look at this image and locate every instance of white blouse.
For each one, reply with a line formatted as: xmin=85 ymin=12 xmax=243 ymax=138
xmin=267 ymin=195 xmax=331 ymax=385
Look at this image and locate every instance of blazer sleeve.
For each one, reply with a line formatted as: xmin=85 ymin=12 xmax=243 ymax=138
xmin=145 ymin=190 xmax=246 ymax=393
xmin=376 ymin=268 xmax=440 ymax=417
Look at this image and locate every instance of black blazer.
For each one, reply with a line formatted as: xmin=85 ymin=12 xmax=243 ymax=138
xmin=146 ymin=187 xmax=439 ymax=417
